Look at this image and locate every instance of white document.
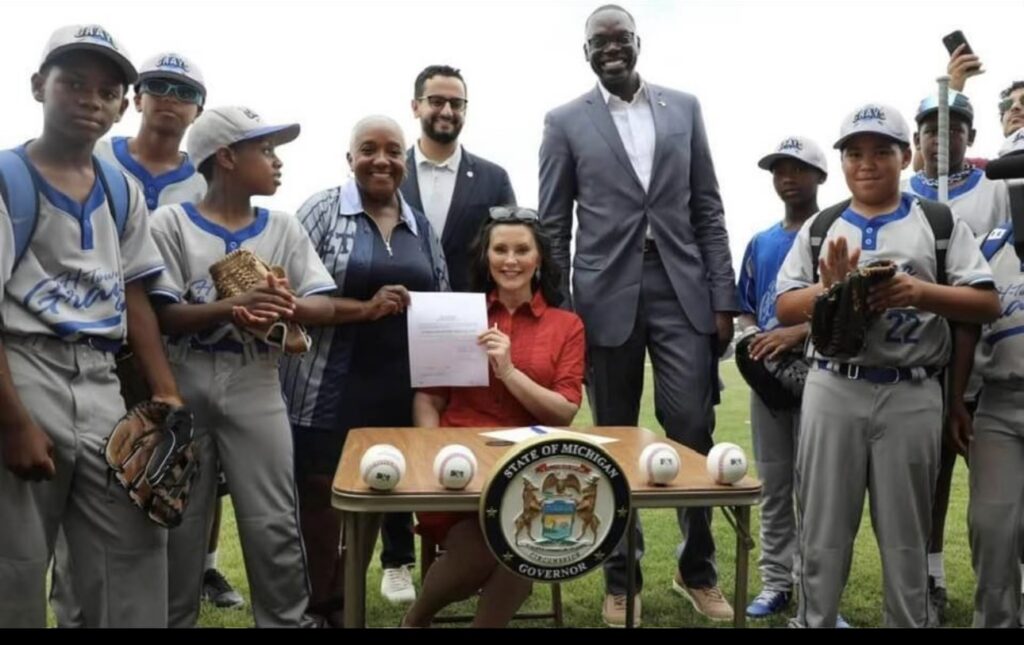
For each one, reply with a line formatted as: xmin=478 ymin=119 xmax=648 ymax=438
xmin=408 ymin=291 xmax=489 ymax=387
xmin=479 ymin=426 xmax=619 ymax=445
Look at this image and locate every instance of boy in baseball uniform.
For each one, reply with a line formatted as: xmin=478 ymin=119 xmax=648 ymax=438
xmin=147 ymin=106 xmax=335 ymax=627
xmin=904 ymin=89 xmax=1012 ymax=623
xmin=737 ymin=135 xmax=826 ymax=619
xmin=0 ymin=24 xmax=184 ymax=628
xmin=775 ymin=103 xmax=1000 ymax=627
xmin=949 ymin=132 xmax=1024 ymax=627
xmin=50 ymin=50 xmax=239 ymax=627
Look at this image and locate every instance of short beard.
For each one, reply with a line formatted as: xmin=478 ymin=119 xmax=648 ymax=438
xmin=422 ymin=117 xmax=462 ymax=145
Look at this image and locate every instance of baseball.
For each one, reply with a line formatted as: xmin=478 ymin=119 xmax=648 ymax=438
xmin=707 ymin=442 xmax=748 ymax=485
xmin=360 ymin=444 xmax=406 ymax=492
xmin=638 ymin=442 xmax=680 ymax=485
xmin=432 ymin=444 xmax=478 ymax=490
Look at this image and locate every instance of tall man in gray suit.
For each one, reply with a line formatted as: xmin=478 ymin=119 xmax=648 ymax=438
xmin=539 ymin=5 xmax=739 ymax=627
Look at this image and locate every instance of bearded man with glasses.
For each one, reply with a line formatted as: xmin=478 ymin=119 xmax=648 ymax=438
xmin=401 ymin=65 xmax=517 ymax=294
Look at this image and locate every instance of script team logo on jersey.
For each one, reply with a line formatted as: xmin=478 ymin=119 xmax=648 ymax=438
xmin=853 ymin=105 xmax=887 ymax=126
xmin=481 ymin=434 xmax=630 ymax=582
xmin=74 ymin=25 xmax=116 ymax=48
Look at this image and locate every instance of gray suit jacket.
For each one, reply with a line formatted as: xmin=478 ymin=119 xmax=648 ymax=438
xmin=539 ymin=83 xmax=738 ymax=347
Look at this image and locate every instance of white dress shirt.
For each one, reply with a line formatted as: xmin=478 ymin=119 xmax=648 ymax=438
xmin=599 ymin=81 xmax=656 ymax=239
xmin=598 ymin=80 xmax=655 ymax=193
xmin=414 ymin=142 xmax=462 ymax=237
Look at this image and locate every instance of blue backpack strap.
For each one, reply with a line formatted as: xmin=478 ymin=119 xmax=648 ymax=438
xmin=0 ymin=149 xmax=40 ymax=269
xmin=809 ymin=199 xmax=851 ymax=283
xmin=94 ymin=156 xmax=129 ymax=237
xmin=980 ymin=223 xmax=1013 ymax=262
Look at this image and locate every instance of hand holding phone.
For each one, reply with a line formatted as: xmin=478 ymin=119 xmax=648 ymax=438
xmin=942 ymin=30 xmax=973 ymax=56
xmin=942 ymin=30 xmax=983 ymax=91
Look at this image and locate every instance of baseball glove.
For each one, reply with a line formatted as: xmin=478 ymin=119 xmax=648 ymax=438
xmin=734 ymin=328 xmax=807 ymax=411
xmin=811 ymin=260 xmax=897 ymax=358
xmin=209 ymin=249 xmax=311 ymax=354
xmin=104 ymin=401 xmax=198 ymax=529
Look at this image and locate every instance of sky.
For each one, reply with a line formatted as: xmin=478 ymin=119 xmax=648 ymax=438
xmin=3 ymin=0 xmax=1023 ymax=272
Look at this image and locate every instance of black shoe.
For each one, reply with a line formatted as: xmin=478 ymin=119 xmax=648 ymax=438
xmin=202 ymin=568 xmax=245 ymax=609
xmin=928 ymin=576 xmax=947 ymax=626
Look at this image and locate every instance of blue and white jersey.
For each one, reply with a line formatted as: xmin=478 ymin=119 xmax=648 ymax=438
xmin=975 ymin=223 xmax=1024 ymax=383
xmin=738 ymin=222 xmax=799 ymax=331
xmin=903 ymin=168 xmax=1010 ymax=236
xmin=147 ymin=203 xmax=335 ymax=348
xmin=95 ymin=137 xmax=206 ymax=211
xmin=777 ymin=193 xmax=994 ymax=367
xmin=279 ymin=179 xmax=450 ymax=430
xmin=0 ymin=146 xmax=162 ymax=341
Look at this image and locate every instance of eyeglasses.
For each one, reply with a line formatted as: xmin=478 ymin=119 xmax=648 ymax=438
xmin=489 ymin=206 xmax=539 ymax=222
xmin=587 ymin=31 xmax=635 ymax=51
xmin=417 ymin=95 xmax=468 ymax=112
xmin=999 ymin=94 xmax=1024 ymax=116
xmin=139 ymin=78 xmax=204 ymax=105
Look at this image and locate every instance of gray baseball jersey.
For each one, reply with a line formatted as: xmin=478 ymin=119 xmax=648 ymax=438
xmin=148 ymin=202 xmax=335 ymax=346
xmin=974 ymin=225 xmax=1024 ymax=383
xmin=903 ymin=170 xmax=1011 ymax=236
xmin=777 ymin=194 xmax=994 ymax=367
xmin=0 ymin=149 xmax=163 ymax=341
xmin=95 ymin=137 xmax=206 ymax=211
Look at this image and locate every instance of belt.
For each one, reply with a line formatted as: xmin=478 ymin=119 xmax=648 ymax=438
xmin=816 ymin=360 xmax=939 ymax=384
xmin=4 ymin=333 xmax=123 ymax=354
xmin=187 ymin=338 xmax=269 ymax=355
xmin=643 ymin=238 xmax=658 ymax=254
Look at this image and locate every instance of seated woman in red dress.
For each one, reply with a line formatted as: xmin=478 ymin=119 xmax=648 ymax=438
xmin=402 ymin=207 xmax=586 ymax=628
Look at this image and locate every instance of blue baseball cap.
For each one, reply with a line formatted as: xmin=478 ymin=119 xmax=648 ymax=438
xmin=915 ymin=90 xmax=974 ymax=125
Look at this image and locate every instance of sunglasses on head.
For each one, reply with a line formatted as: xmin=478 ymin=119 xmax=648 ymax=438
xmin=489 ymin=206 xmax=539 ymax=222
xmin=139 ymin=78 xmax=204 ymax=105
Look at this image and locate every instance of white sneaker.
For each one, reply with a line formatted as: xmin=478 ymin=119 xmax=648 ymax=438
xmin=380 ymin=564 xmax=416 ymax=605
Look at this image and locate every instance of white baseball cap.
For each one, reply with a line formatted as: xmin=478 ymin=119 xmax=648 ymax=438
xmin=998 ymin=127 xmax=1024 ymax=158
xmin=40 ymin=24 xmax=136 ymax=84
xmin=757 ymin=136 xmax=828 ymax=177
xmin=187 ymin=106 xmax=300 ymax=168
xmin=833 ymin=103 xmax=911 ymax=150
xmin=137 ymin=52 xmax=205 ymax=96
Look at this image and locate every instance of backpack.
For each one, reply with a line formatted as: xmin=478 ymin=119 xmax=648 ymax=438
xmin=0 ymin=147 xmax=129 ymax=272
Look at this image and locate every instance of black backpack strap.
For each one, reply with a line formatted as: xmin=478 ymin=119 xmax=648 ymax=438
xmin=1009 ymin=182 xmax=1024 ymax=258
xmin=915 ymin=198 xmax=955 ymax=286
xmin=809 ymin=199 xmax=851 ymax=283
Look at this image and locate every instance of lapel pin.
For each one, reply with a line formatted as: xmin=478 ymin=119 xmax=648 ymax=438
xmin=467 ymin=170 xmax=474 ymax=178
xmin=657 ymin=99 xmax=667 ymax=107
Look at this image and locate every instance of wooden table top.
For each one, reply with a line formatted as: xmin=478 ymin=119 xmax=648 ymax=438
xmin=331 ymin=427 xmax=761 ymax=512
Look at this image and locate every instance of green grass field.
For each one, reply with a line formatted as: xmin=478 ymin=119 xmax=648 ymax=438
xmin=142 ymin=361 xmax=971 ymax=628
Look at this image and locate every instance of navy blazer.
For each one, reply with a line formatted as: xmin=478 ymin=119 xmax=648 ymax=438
xmin=401 ymin=146 xmax=516 ymax=292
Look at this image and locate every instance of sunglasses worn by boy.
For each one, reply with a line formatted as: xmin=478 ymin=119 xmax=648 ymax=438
xmin=140 ymin=78 xmax=204 ymax=105
xmin=489 ymin=206 xmax=539 ymax=222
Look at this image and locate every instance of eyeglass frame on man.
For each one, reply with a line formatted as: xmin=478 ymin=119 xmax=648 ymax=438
xmin=489 ymin=206 xmax=539 ymax=222
xmin=417 ymin=95 xmax=468 ymax=112
xmin=139 ymin=78 xmax=205 ymax=106
xmin=586 ymin=31 xmax=636 ymax=51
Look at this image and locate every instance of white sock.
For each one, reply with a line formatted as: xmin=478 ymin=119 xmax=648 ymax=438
xmin=205 ymin=551 xmax=218 ymax=572
xmin=928 ymin=553 xmax=945 ymax=588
